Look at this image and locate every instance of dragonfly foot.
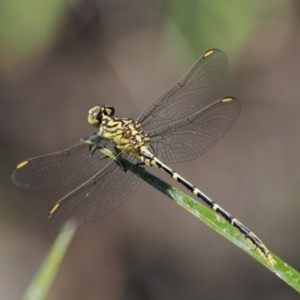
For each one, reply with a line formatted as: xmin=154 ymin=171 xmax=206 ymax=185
xmin=80 ymin=132 xmax=99 ymax=143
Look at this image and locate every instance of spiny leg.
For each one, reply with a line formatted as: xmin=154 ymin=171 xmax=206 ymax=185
xmin=89 ymin=139 xmax=103 ymax=156
xmin=141 ymin=151 xmax=276 ymax=265
xmin=80 ymin=132 xmax=99 ymax=142
xmin=81 ymin=133 xmax=128 ymax=171
xmin=80 ymin=133 xmax=104 ymax=156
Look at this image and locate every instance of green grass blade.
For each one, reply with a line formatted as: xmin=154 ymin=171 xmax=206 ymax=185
xmin=135 ymin=165 xmax=300 ymax=292
xmin=22 ymin=229 xmax=76 ymax=300
xmin=102 ymin=147 xmax=300 ymax=293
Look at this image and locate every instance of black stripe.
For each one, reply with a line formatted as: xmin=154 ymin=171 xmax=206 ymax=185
xmin=176 ymin=176 xmax=194 ymax=192
xmin=214 ymin=206 xmax=233 ymax=223
xmin=233 ymin=222 xmax=250 ymax=236
xmin=106 ymin=123 xmax=121 ymax=129
xmin=106 ymin=128 xmax=122 ymax=134
xmin=194 ymin=191 xmax=215 ymax=209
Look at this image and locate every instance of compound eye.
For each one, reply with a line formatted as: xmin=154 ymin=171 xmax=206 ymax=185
xmin=87 ymin=106 xmax=101 ymax=127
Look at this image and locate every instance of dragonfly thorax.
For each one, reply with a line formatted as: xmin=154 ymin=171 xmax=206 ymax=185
xmin=88 ymin=106 xmax=151 ymax=156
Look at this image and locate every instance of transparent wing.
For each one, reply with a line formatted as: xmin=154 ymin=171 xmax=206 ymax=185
xmin=138 ymin=49 xmax=228 ymax=131
xmin=11 ymin=142 xmax=111 ymax=189
xmin=46 ymin=154 xmax=142 ymax=232
xmin=148 ymin=97 xmax=241 ymax=164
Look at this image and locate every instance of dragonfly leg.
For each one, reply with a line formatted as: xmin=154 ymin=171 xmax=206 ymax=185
xmin=89 ymin=137 xmax=103 ymax=156
xmin=80 ymin=133 xmax=103 ymax=156
xmin=80 ymin=132 xmax=99 ymax=142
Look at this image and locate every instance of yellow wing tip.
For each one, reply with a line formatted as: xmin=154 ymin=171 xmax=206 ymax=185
xmin=221 ymin=97 xmax=233 ymax=103
xmin=203 ymin=49 xmax=215 ymax=58
xmin=16 ymin=160 xmax=29 ymax=169
xmin=49 ymin=203 xmax=60 ymax=216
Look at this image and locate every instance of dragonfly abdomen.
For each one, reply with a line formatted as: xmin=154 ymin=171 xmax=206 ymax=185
xmin=140 ymin=148 xmax=276 ymax=265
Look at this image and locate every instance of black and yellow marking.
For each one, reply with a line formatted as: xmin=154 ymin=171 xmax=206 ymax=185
xmin=139 ymin=148 xmax=276 ymax=265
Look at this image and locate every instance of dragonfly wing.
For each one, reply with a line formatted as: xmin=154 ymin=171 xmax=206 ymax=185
xmin=138 ymin=49 xmax=228 ymax=131
xmin=148 ymin=98 xmax=241 ymax=164
xmin=11 ymin=142 xmax=111 ymax=189
xmin=46 ymin=155 xmax=142 ymax=232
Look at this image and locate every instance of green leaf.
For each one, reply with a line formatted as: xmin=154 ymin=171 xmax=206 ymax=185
xmin=22 ymin=230 xmax=76 ymax=300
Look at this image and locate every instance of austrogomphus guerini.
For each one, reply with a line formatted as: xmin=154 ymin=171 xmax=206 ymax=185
xmin=11 ymin=49 xmax=276 ymax=265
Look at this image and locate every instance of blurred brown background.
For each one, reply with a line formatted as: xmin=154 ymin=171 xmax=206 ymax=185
xmin=1 ymin=0 xmax=300 ymax=299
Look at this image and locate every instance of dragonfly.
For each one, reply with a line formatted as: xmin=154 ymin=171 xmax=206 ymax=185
xmin=11 ymin=49 xmax=276 ymax=265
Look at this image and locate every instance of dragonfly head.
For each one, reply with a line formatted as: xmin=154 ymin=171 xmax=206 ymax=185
xmin=87 ymin=105 xmax=115 ymax=127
